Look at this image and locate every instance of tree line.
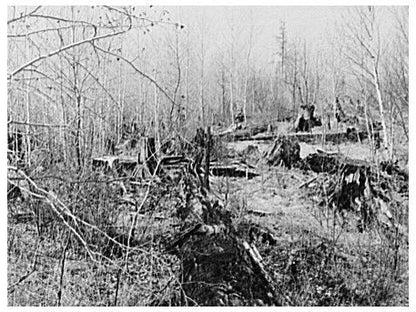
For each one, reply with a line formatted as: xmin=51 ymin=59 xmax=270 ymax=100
xmin=7 ymin=6 xmax=408 ymax=169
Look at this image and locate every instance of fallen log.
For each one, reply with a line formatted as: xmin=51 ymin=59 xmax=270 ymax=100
xmin=216 ymin=127 xmax=381 ymax=145
xmin=210 ymin=164 xmax=259 ymax=179
xmin=286 ymin=128 xmax=381 ymax=145
xmin=301 ymin=152 xmax=370 ymax=174
xmin=316 ymin=148 xmax=339 ymax=155
xmin=216 ymin=124 xmax=270 ymax=141
xmin=246 ymin=209 xmax=274 ymax=217
xmin=227 ymin=133 xmax=278 ymax=141
xmin=92 ymin=155 xmax=120 ymax=172
xmin=160 ymin=155 xmax=192 ymax=168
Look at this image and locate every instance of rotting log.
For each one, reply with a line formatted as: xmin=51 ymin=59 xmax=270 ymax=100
xmin=160 ymin=155 xmax=259 ymax=179
xmin=160 ymin=155 xmax=192 ymax=168
xmin=216 ymin=127 xmax=382 ymax=145
xmin=284 ymin=128 xmax=381 ymax=144
xmin=246 ymin=209 xmax=273 ymax=217
xmin=92 ymin=152 xmax=260 ymax=181
xmin=210 ymin=164 xmax=259 ymax=179
xmin=225 ymin=125 xmax=269 ymax=141
xmin=214 ymin=124 xmax=270 ymax=141
xmin=301 ymin=151 xmax=371 ymax=174
xmin=92 ymin=155 xmax=120 ymax=172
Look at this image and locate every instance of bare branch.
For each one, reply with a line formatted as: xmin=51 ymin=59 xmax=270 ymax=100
xmin=7 ymin=6 xmax=42 ymax=24
xmin=93 ymin=44 xmax=186 ymax=112
xmin=8 ymin=23 xmax=131 ymax=79
xmin=8 ymin=120 xmax=69 ymax=128
xmin=26 ymin=13 xmax=97 ymax=28
xmin=8 ymin=25 xmax=75 ymax=38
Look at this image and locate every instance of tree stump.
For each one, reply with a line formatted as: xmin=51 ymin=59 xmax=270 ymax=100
xmin=266 ymin=136 xmax=301 ymax=169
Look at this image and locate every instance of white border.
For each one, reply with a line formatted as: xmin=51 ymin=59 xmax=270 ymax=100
xmin=2 ymin=1 xmax=414 ymax=312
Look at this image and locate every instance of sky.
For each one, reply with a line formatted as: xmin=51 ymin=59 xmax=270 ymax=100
xmin=160 ymin=6 xmax=402 ymax=65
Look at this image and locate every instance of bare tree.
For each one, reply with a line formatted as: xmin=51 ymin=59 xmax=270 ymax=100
xmin=344 ymin=6 xmax=390 ymax=156
xmin=243 ymin=11 xmax=254 ymax=125
xmin=198 ymin=11 xmax=206 ymax=127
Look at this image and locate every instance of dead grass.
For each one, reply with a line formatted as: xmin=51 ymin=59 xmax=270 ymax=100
xmin=8 ymin=139 xmax=408 ymax=306
xmin=212 ymin=143 xmax=408 ymax=306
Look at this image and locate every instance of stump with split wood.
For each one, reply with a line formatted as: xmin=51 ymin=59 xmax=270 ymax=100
xmin=302 ymin=152 xmax=407 ymax=232
xmin=266 ymin=135 xmax=301 ymax=169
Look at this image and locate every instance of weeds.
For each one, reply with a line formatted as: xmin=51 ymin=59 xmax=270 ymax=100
xmin=7 ymin=141 xmax=408 ymax=306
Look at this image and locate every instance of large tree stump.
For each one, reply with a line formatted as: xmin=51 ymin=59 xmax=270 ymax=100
xmin=266 ymin=136 xmax=301 ymax=168
xmin=137 ymin=137 xmax=158 ymax=175
xmin=302 ymin=152 xmax=407 ymax=232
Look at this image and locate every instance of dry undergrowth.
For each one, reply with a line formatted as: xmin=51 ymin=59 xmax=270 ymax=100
xmin=7 ymin=140 xmax=408 ymax=306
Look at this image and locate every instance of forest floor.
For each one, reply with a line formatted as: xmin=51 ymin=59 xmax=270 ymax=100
xmin=213 ymin=138 xmax=409 ymax=305
xmin=7 ymin=133 xmax=409 ymax=306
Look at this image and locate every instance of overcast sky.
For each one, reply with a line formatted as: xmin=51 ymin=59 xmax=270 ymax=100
xmin=160 ymin=6 xmax=401 ymax=65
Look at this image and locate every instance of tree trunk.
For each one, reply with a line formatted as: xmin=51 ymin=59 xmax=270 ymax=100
xmin=75 ymin=94 xmax=82 ymax=170
xmin=154 ymin=78 xmax=160 ymax=157
xmin=372 ymin=60 xmax=390 ymax=156
xmin=24 ymin=23 xmax=31 ymax=166
xmin=204 ymin=126 xmax=211 ymax=190
xmin=230 ymin=56 xmax=234 ymax=125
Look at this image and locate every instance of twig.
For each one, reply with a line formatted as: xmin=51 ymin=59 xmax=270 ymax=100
xmin=93 ymin=45 xmax=188 ymax=113
xmin=113 ymin=269 xmax=122 ymax=306
xmin=7 ymin=6 xmax=42 ymax=24
xmin=124 ymin=159 xmax=162 ymax=269
xmin=9 ymin=16 xmax=132 ymax=78
xmin=8 ymin=120 xmax=68 ymax=128
xmin=8 ymin=25 xmax=75 ymax=38
xmin=8 ymin=237 xmax=40 ymax=294
xmin=7 ymin=270 xmax=36 ymax=294
xmin=8 ymin=168 xmax=96 ymax=261
xmin=57 ymin=234 xmax=71 ymax=306
xmin=298 ymin=175 xmax=319 ymax=188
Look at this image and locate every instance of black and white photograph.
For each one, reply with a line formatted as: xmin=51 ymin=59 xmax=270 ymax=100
xmin=6 ymin=4 xmax=410 ymax=307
